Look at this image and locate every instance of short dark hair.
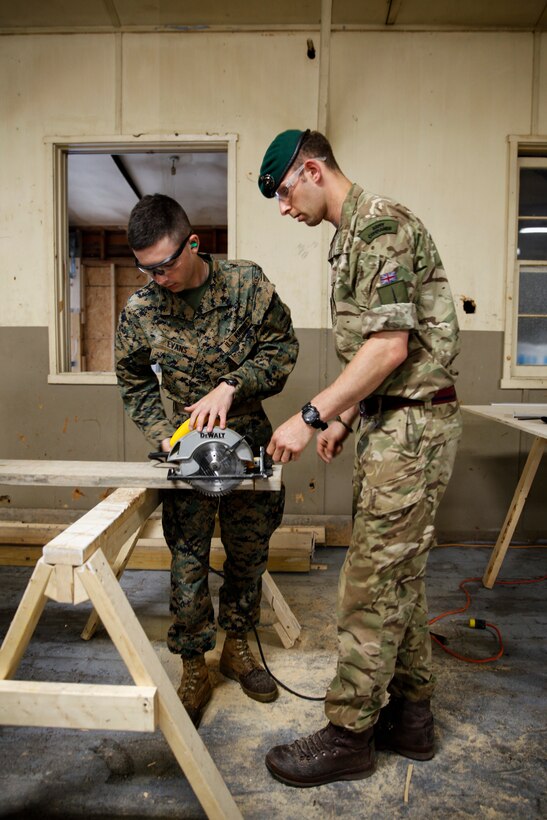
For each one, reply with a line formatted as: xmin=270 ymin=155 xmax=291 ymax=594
xmin=295 ymin=131 xmax=340 ymax=173
xmin=127 ymin=194 xmax=191 ymax=250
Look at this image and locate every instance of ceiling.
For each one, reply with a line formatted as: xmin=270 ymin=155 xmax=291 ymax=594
xmin=68 ymin=151 xmax=228 ymax=228
xmin=0 ymin=1 xmax=546 ymax=32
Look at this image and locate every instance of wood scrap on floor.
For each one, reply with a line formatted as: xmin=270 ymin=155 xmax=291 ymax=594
xmin=0 ymin=519 xmax=324 ymax=573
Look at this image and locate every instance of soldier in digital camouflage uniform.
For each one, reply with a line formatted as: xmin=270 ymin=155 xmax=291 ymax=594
xmin=115 ymin=194 xmax=298 ymax=727
xmin=258 ymin=130 xmax=462 ymax=787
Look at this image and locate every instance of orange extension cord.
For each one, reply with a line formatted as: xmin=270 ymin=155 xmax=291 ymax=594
xmin=429 ymin=574 xmax=547 ymax=663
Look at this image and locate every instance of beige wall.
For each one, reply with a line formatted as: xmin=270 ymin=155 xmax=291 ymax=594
xmin=2 ymin=29 xmax=545 ymax=330
xmin=330 ymin=31 xmax=534 ymax=333
xmin=0 ymin=27 xmax=546 ymax=537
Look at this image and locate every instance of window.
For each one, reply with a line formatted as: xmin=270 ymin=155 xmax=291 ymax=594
xmin=502 ymin=138 xmax=547 ymax=388
xmin=47 ymin=136 xmax=236 ymax=384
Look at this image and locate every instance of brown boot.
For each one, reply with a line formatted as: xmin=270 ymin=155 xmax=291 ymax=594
xmin=219 ymin=633 xmax=278 ymax=702
xmin=177 ymin=654 xmax=212 ymax=728
xmin=374 ymin=697 xmax=435 ymax=760
xmin=265 ymin=722 xmax=376 ymax=788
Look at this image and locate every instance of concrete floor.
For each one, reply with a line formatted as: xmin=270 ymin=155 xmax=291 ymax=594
xmin=0 ymin=545 xmax=545 ymax=819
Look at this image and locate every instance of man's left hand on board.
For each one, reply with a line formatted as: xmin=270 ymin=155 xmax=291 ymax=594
xmin=267 ymin=413 xmax=315 ymax=463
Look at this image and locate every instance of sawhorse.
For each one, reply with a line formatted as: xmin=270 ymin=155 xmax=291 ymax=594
xmin=0 ymin=484 xmax=300 ymax=818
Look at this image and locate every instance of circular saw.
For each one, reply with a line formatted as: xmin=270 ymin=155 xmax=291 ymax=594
xmin=150 ymin=420 xmax=272 ymax=496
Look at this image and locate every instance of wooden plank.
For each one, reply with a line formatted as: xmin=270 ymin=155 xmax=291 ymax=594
xmin=0 ymin=459 xmax=282 ymax=492
xmin=482 ymin=436 xmax=545 ymax=588
xmin=42 ymin=488 xmax=159 ymax=567
xmin=78 ymin=549 xmax=242 ymax=820
xmin=0 ymin=681 xmax=157 ymax=732
xmin=81 ymin=520 xmax=149 ymax=640
xmin=45 ymin=563 xmax=75 ymax=603
xmin=0 ymin=530 xmax=315 ymax=573
xmin=0 ymin=558 xmax=53 ymax=680
xmin=0 ymin=545 xmax=43 ymax=565
xmin=0 ymin=519 xmax=324 ymax=546
xmin=138 ymin=518 xmax=322 ymax=543
xmin=261 ymin=571 xmax=301 ymax=648
xmin=462 ymin=405 xmax=547 ymax=441
xmin=0 ymin=522 xmax=65 ymax=544
xmin=0 ymin=544 xmax=311 ymax=572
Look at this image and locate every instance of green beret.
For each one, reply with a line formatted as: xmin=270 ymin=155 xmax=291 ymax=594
xmin=258 ymin=129 xmax=310 ymax=198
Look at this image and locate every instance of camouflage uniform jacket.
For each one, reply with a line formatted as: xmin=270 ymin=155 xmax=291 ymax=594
xmin=115 ymin=255 xmax=299 ymax=447
xmin=329 ymin=184 xmax=460 ymax=399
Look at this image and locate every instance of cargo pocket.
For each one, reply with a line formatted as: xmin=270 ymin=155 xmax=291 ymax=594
xmin=364 ymin=466 xmax=426 ymax=516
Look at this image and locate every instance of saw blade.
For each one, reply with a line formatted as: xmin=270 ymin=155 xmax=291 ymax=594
xmin=189 ymin=440 xmax=245 ymax=495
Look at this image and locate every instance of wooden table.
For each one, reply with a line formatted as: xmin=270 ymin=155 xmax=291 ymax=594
xmin=0 ymin=459 xmax=294 ymax=820
xmin=462 ymin=405 xmax=547 ymax=587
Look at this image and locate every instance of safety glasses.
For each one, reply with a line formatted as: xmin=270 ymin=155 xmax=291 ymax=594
xmin=275 ymin=157 xmax=326 ymax=201
xmin=134 ymin=233 xmax=191 ymax=277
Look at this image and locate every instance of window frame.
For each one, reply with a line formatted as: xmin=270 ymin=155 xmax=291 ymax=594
xmin=45 ymin=134 xmax=237 ymax=385
xmin=502 ymin=136 xmax=547 ymax=389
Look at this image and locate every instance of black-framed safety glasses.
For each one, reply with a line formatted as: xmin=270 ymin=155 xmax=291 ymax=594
xmin=134 ymin=233 xmax=192 ymax=277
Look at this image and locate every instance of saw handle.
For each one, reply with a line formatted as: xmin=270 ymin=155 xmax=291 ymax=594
xmin=148 ymin=450 xmax=168 ymax=462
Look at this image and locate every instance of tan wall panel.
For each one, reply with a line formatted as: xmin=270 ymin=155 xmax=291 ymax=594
xmin=115 ymin=0 xmax=322 ymax=27
xmin=121 ymin=31 xmax=323 ymax=329
xmin=329 ymin=31 xmax=534 ymax=334
xmin=538 ymin=32 xmax=547 ymax=133
xmin=0 ymin=30 xmax=543 ymax=332
xmin=0 ymin=35 xmax=118 ymax=328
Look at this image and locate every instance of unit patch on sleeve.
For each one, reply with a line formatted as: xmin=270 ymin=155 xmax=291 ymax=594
xmin=359 ymin=217 xmax=399 ymax=245
xmin=377 ymin=278 xmax=410 ymax=305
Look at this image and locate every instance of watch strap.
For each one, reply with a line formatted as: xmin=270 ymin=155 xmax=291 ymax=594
xmin=301 ymin=402 xmax=328 ymax=431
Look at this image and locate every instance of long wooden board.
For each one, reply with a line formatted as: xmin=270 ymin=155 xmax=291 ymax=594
xmin=0 ymin=460 xmax=281 ymax=491
xmin=0 ymin=528 xmax=317 ymax=573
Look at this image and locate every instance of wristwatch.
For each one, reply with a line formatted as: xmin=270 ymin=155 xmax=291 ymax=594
xmin=301 ymin=402 xmax=328 ymax=431
xmin=219 ymin=377 xmax=239 ymax=388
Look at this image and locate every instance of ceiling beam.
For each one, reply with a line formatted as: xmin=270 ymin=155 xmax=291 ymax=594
xmin=386 ymin=0 xmax=404 ymax=26
xmin=111 ymin=155 xmax=142 ymax=201
xmin=102 ymin=0 xmax=121 ymax=29
xmin=534 ymin=2 xmax=547 ymax=30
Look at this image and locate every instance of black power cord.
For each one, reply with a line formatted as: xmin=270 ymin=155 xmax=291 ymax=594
xmin=178 ymin=522 xmax=325 ymax=702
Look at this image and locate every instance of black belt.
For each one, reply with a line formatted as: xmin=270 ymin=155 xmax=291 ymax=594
xmin=359 ymin=386 xmax=457 ymax=417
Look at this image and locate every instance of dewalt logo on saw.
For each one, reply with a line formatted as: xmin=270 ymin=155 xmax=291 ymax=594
xmin=199 ymin=431 xmax=226 ymax=439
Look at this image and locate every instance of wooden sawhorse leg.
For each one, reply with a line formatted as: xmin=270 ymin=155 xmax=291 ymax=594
xmin=0 ymin=489 xmax=243 ymax=819
xmin=483 ymin=436 xmax=545 ymax=588
xmin=81 ymin=518 xmax=302 ymax=648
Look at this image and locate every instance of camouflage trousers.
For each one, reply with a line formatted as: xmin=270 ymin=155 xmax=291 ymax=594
xmin=161 ymin=412 xmax=284 ymax=658
xmin=325 ymin=400 xmax=462 ymax=732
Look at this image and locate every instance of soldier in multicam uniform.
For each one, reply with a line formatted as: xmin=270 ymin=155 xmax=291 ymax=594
xmin=258 ymin=130 xmax=462 ymax=787
xmin=115 ymin=194 xmax=298 ymax=727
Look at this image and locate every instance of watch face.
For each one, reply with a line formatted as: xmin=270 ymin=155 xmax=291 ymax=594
xmin=302 ymin=405 xmax=318 ymax=424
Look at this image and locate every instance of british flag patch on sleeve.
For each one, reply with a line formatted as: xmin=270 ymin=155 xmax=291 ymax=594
xmin=379 ymin=270 xmax=398 ymax=285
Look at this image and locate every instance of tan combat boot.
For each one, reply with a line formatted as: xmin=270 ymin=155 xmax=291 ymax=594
xmin=219 ymin=633 xmax=278 ymax=702
xmin=177 ymin=654 xmax=212 ymax=728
